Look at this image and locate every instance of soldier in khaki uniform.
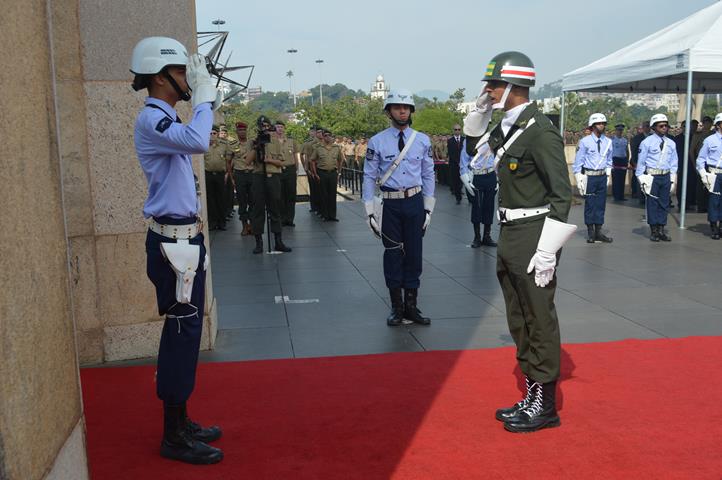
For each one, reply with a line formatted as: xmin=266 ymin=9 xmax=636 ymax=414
xmin=354 ymin=138 xmax=367 ymax=171
xmin=302 ymin=127 xmax=323 ymax=216
xmin=276 ymin=121 xmax=299 ymax=227
xmin=232 ymin=122 xmax=254 ymax=235
xmin=464 ymin=51 xmax=574 ymax=433
xmin=247 ymin=116 xmax=292 ymax=254
xmin=218 ymin=125 xmax=235 ymax=220
xmin=343 ymin=137 xmax=355 ymax=168
xmin=204 ymin=125 xmax=233 ymax=230
xmin=310 ymin=129 xmax=345 ymax=221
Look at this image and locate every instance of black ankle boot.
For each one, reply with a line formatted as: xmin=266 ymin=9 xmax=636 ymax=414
xmin=586 ymin=225 xmax=595 ymax=243
xmin=658 ymin=226 xmax=671 ymax=242
xmin=160 ymin=404 xmax=223 ymax=464
xmin=386 ymin=288 xmax=404 ymax=326
xmin=403 ymin=288 xmax=430 ymax=325
xmin=274 ymin=233 xmax=292 ymax=252
xmin=481 ymin=224 xmax=497 ymax=247
xmin=504 ymin=380 xmax=561 ymax=433
xmin=712 ymin=222 xmax=720 ymax=240
xmin=495 ymin=377 xmax=536 ymax=422
xmin=471 ymin=223 xmax=482 ymax=248
xmin=650 ymin=225 xmax=660 ymax=242
xmin=253 ymin=235 xmax=264 ymax=254
xmin=181 ymin=403 xmax=222 ymax=443
xmin=594 ymin=224 xmax=613 ymax=243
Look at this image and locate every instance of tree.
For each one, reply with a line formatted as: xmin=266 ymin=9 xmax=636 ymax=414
xmin=412 ymin=104 xmax=463 ymax=135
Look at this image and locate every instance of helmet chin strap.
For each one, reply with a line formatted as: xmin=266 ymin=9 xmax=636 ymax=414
xmin=164 ymin=70 xmax=191 ymax=102
xmin=389 ymin=111 xmax=412 ymax=127
xmin=492 ymin=83 xmax=512 ymax=110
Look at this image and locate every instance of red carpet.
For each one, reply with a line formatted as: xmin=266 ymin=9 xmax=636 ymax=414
xmin=82 ymin=336 xmax=722 ymax=479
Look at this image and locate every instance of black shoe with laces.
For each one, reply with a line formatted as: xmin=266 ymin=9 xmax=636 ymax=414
xmin=403 ymin=288 xmax=430 ymax=325
xmin=160 ymin=404 xmax=223 ymax=464
xmin=495 ymin=377 xmax=536 ymax=422
xmin=182 ymin=403 xmax=222 ymax=443
xmin=504 ymin=381 xmax=560 ymax=433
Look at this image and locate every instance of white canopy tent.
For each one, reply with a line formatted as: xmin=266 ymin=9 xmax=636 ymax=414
xmin=561 ymin=1 xmax=722 ymax=228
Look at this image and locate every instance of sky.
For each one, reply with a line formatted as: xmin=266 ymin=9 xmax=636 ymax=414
xmin=195 ymin=0 xmax=717 ymax=99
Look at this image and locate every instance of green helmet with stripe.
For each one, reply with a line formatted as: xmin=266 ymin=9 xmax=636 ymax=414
xmin=483 ymin=51 xmax=536 ymax=87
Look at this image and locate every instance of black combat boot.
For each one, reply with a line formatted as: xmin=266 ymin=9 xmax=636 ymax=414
xmin=274 ymin=233 xmax=292 ymax=252
xmin=253 ymin=234 xmax=264 ymax=254
xmin=471 ymin=223 xmax=482 ymax=248
xmin=650 ymin=225 xmax=660 ymax=242
xmin=160 ymin=404 xmax=223 ymax=464
xmin=594 ymin=224 xmax=613 ymax=243
xmin=586 ymin=225 xmax=595 ymax=243
xmin=712 ymin=222 xmax=720 ymax=240
xmin=503 ymin=380 xmax=561 ymax=433
xmin=658 ymin=225 xmax=671 ymax=242
xmin=403 ymin=288 xmax=431 ymax=325
xmin=181 ymin=403 xmax=222 ymax=443
xmin=495 ymin=377 xmax=537 ymax=422
xmin=386 ymin=288 xmax=404 ymax=326
xmin=481 ymin=224 xmax=497 ymax=247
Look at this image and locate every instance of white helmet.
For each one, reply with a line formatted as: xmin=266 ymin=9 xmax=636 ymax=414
xmin=130 ymin=37 xmax=188 ymax=75
xmin=650 ymin=113 xmax=669 ymax=126
xmin=714 ymin=113 xmax=722 ymax=126
xmin=588 ymin=113 xmax=607 ymax=127
xmin=384 ymin=89 xmax=415 ymax=112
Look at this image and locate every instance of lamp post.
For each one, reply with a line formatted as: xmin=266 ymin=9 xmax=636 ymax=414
xmin=315 ymin=59 xmax=324 ymax=106
xmin=211 ymin=19 xmax=225 ymax=31
xmin=287 ymin=49 xmax=298 ymax=107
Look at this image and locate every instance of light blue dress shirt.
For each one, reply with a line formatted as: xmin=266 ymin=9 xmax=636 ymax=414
xmin=134 ymin=97 xmax=213 ymax=219
xmin=612 ymin=136 xmax=628 ymax=158
xmin=362 ymin=126 xmax=435 ymax=202
xmin=460 ymin=139 xmax=494 ymax=175
xmin=696 ymin=132 xmax=722 ymax=171
xmin=573 ymin=133 xmax=613 ymax=174
xmin=636 ymin=134 xmax=678 ymax=176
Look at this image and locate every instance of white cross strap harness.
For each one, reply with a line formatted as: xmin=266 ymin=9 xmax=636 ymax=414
xmin=376 ymin=130 xmax=418 ymax=186
xmin=472 ymin=118 xmax=537 ymax=170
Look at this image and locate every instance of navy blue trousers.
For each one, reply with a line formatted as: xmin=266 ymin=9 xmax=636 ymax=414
xmin=584 ymin=174 xmax=608 ymax=225
xmin=381 ymin=192 xmax=424 ymax=289
xmin=611 ymin=157 xmax=628 ymax=200
xmin=471 ymin=172 xmax=497 ymax=225
xmin=646 ymin=174 xmax=671 ymax=225
xmin=146 ymin=217 xmax=206 ymax=405
xmin=708 ymin=174 xmax=722 ymax=222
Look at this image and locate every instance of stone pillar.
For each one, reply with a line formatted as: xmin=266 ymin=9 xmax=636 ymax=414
xmin=61 ymin=0 xmax=217 ymax=364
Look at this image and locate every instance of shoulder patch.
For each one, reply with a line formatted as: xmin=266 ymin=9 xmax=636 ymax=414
xmin=365 ymin=148 xmax=375 ymax=161
xmin=155 ymin=117 xmax=173 ymax=133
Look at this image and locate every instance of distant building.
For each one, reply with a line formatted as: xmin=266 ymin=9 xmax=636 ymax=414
xmin=370 ymin=75 xmax=389 ymax=100
xmin=457 ymin=100 xmax=476 ymax=114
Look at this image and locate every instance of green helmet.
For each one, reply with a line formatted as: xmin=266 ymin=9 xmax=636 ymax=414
xmin=483 ymin=51 xmax=536 ymax=87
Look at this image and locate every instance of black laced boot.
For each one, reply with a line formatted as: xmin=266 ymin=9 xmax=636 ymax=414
xmin=650 ymin=225 xmax=660 ymax=242
xmin=594 ymin=224 xmax=613 ymax=243
xmin=658 ymin=225 xmax=671 ymax=242
xmin=160 ymin=404 xmax=223 ymax=464
xmin=471 ymin=223 xmax=482 ymax=248
xmin=274 ymin=233 xmax=292 ymax=252
xmin=181 ymin=403 xmax=222 ymax=443
xmin=712 ymin=222 xmax=720 ymax=240
xmin=495 ymin=377 xmax=536 ymax=422
xmin=504 ymin=380 xmax=561 ymax=433
xmin=403 ymin=288 xmax=430 ymax=325
xmin=386 ymin=288 xmax=404 ymax=326
xmin=586 ymin=225 xmax=595 ymax=243
xmin=481 ymin=224 xmax=497 ymax=247
xmin=253 ymin=234 xmax=264 ymax=254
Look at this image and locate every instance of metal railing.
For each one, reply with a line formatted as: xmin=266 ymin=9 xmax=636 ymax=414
xmin=338 ymin=166 xmax=364 ymax=195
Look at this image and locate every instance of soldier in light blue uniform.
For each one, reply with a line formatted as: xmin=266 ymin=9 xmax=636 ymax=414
xmin=363 ymin=89 xmax=436 ymax=326
xmin=131 ymin=37 xmax=223 ymax=465
xmin=636 ymin=114 xmax=678 ymax=242
xmin=460 ymin=137 xmax=497 ymax=247
xmin=695 ymin=112 xmax=722 ymax=240
xmin=573 ymin=113 xmax=613 ymax=243
xmin=611 ymin=124 xmax=629 ymax=201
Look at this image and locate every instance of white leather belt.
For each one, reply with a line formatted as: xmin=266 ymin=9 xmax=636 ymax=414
xmin=709 ymin=166 xmax=722 ymax=174
xmin=381 ymin=185 xmax=421 ymax=199
xmin=647 ymin=168 xmax=670 ymax=175
xmin=149 ymin=218 xmax=201 ymax=239
xmin=472 ymin=168 xmax=494 ymax=175
xmin=585 ymin=169 xmax=606 ymax=176
xmin=498 ymin=205 xmax=550 ymax=224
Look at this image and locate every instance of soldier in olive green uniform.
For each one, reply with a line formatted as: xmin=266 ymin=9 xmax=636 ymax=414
xmin=302 ymin=128 xmax=323 ymax=215
xmin=276 ymin=121 xmax=299 ymax=227
xmin=204 ymin=125 xmax=233 ymax=230
xmin=248 ymin=116 xmax=292 ymax=254
xmin=232 ymin=122 xmax=254 ymax=235
xmin=310 ymin=129 xmax=345 ymax=221
xmin=464 ymin=52 xmax=575 ymax=434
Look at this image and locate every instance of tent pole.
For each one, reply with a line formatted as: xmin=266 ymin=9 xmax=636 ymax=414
xmin=560 ymin=91 xmax=566 ymax=136
xmin=680 ymin=69 xmax=693 ymax=229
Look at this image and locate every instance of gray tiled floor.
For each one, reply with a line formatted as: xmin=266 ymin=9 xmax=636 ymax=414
xmin=196 ymin=191 xmax=722 ymax=363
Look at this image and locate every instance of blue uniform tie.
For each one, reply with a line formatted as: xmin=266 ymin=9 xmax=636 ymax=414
xmin=398 ymin=131 xmax=405 ymax=152
xmin=597 ymin=139 xmax=601 ymax=153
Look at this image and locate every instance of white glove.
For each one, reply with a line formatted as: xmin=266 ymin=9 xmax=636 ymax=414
xmin=461 ymin=171 xmax=476 ymax=197
xmin=575 ymin=173 xmax=587 ymax=196
xmin=463 ymin=84 xmax=493 ymax=137
xmin=526 ymin=217 xmax=577 ymax=288
xmin=186 ymin=53 xmax=222 ymax=110
xmin=422 ymin=196 xmax=435 ymax=231
xmin=670 ymin=173 xmax=677 ymax=195
xmin=364 ymin=201 xmax=381 ymax=238
xmin=606 ymin=167 xmax=612 ymax=187
xmin=638 ymin=174 xmax=653 ymax=196
xmin=699 ymin=170 xmax=717 ymax=193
